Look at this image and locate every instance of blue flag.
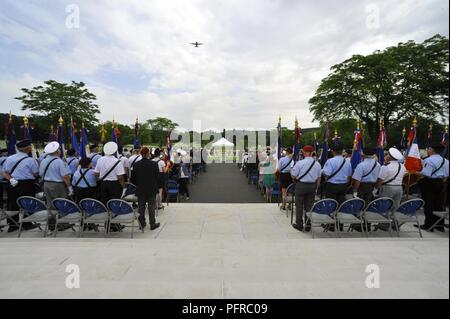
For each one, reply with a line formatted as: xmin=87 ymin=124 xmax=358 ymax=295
xmin=79 ymin=126 xmax=88 ymax=159
xmin=70 ymin=120 xmax=80 ymax=155
xmin=319 ymin=122 xmax=330 ymax=167
xmin=350 ymin=128 xmax=363 ymax=170
xmin=133 ymin=120 xmax=140 ymax=149
xmin=57 ymin=124 xmax=65 ymax=158
xmin=6 ymin=114 xmax=16 ymax=155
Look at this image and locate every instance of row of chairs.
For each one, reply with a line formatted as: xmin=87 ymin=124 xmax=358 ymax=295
xmin=304 ymin=197 xmax=425 ymax=238
xmin=9 ymin=196 xmax=142 ymax=238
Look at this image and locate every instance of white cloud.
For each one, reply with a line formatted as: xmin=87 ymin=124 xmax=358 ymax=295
xmin=0 ymin=0 xmax=448 ymax=130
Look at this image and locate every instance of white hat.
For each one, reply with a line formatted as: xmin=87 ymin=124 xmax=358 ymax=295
xmin=44 ymin=141 xmax=60 ymax=154
xmin=104 ymin=141 xmax=118 ymax=155
xmin=179 ymin=150 xmax=187 ymax=156
xmin=388 ymin=147 xmax=403 ymax=161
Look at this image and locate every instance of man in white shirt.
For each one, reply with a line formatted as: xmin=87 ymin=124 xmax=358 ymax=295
xmin=127 ymin=147 xmax=142 ymax=177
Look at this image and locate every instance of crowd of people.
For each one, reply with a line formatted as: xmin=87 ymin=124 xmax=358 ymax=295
xmin=0 ymin=139 xmax=206 ymax=234
xmin=240 ymin=143 xmax=449 ymax=233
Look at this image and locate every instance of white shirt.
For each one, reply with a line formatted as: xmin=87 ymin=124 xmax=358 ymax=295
xmin=127 ymin=154 xmax=142 ymax=170
xmin=119 ymin=155 xmax=128 ymax=171
xmin=152 ymin=157 xmax=166 ymax=173
xmin=94 ymin=155 xmax=125 ymax=181
xmin=378 ymin=161 xmax=406 ymax=186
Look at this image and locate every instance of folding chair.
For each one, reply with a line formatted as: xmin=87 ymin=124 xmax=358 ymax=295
xmin=248 ymin=170 xmax=259 ymax=185
xmin=335 ymin=198 xmax=366 ymax=237
xmin=79 ymin=198 xmax=110 ymax=236
xmin=35 ymin=182 xmax=45 ymax=201
xmin=122 ymin=182 xmax=138 ymax=203
xmin=305 ymin=199 xmax=339 ymax=238
xmin=284 ymin=183 xmax=295 ymax=221
xmin=269 ymin=182 xmax=281 ymax=204
xmin=1 ymin=182 xmax=19 ymax=230
xmin=52 ymin=198 xmax=83 ymax=237
xmin=428 ymin=210 xmax=449 ymax=232
xmin=166 ymin=180 xmax=179 ymax=205
xmin=362 ymin=197 xmax=394 ymax=237
xmin=107 ymin=199 xmax=142 ymax=238
xmin=392 ymin=199 xmax=424 ymax=238
xmin=16 ymin=196 xmax=49 ymax=238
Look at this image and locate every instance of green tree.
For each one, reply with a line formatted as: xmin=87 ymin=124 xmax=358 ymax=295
xmin=15 ymin=80 xmax=100 ymax=128
xmin=147 ymin=117 xmax=179 ymax=146
xmin=309 ymin=34 xmax=449 ymax=140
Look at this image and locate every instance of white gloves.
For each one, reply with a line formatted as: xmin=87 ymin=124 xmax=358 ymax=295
xmin=9 ymin=178 xmax=18 ymax=187
xmin=353 ymin=191 xmax=358 ymax=198
xmin=67 ymin=186 xmax=74 ymax=197
xmin=372 ymin=189 xmax=379 ymax=197
xmin=121 ymin=188 xmax=127 ymax=198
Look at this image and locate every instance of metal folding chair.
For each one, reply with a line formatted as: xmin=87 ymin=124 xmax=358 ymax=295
xmin=52 ymin=198 xmax=83 ymax=237
xmin=392 ymin=199 xmax=424 ymax=238
xmin=107 ymin=199 xmax=141 ymax=238
xmin=269 ymin=182 xmax=281 ymax=204
xmin=305 ymin=199 xmax=339 ymax=238
xmin=428 ymin=210 xmax=449 ymax=232
xmin=335 ymin=198 xmax=366 ymax=237
xmin=79 ymin=198 xmax=110 ymax=236
xmin=362 ymin=197 xmax=394 ymax=237
xmin=166 ymin=180 xmax=179 ymax=205
xmin=16 ymin=196 xmax=49 ymax=237
xmin=284 ymin=183 xmax=295 ymax=221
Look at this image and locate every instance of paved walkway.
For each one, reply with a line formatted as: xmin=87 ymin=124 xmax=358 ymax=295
xmin=188 ymin=164 xmax=264 ymax=203
xmin=0 ymin=204 xmax=448 ymax=298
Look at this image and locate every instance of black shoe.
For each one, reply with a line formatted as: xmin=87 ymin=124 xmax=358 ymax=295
xmin=434 ymin=226 xmax=445 ymax=232
xmin=57 ymin=224 xmax=72 ymax=231
xmin=304 ymin=224 xmax=311 ymax=232
xmin=7 ymin=226 xmax=18 ymax=233
xmin=150 ymin=223 xmax=160 ymax=230
xmin=22 ymin=223 xmax=40 ymax=231
xmin=292 ymin=223 xmax=303 ymax=232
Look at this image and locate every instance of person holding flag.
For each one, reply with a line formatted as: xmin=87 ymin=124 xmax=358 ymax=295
xmin=350 ymin=119 xmax=363 ymax=170
xmin=404 ymin=117 xmax=422 ymax=172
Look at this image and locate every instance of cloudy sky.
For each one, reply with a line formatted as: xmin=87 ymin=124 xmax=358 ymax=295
xmin=0 ymin=0 xmax=448 ymax=131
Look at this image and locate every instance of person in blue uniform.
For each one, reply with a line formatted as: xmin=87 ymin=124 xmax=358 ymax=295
xmin=89 ymin=144 xmax=101 ymax=169
xmin=352 ymin=147 xmax=381 ymax=206
xmin=322 ymin=145 xmax=353 ymax=204
xmin=72 ymin=157 xmax=97 ymax=203
xmin=290 ymin=145 xmax=322 ymax=232
xmin=416 ymin=144 xmax=449 ymax=232
xmin=1 ymin=140 xmax=40 ymax=232
xmin=66 ymin=148 xmax=79 ymax=176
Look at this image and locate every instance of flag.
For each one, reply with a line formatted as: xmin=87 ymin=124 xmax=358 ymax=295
xmin=79 ymin=124 xmax=89 ymax=159
xmin=56 ymin=116 xmax=65 ymax=159
xmin=111 ymin=121 xmax=117 ymax=143
xmin=99 ymin=124 xmax=107 ymax=143
xmin=400 ymin=127 xmax=407 ymax=149
xmin=350 ymin=120 xmax=363 ymax=170
xmin=276 ymin=116 xmax=282 ymax=160
xmin=22 ymin=115 xmax=32 ymax=140
xmin=49 ymin=125 xmax=56 ymax=142
xmin=333 ymin=129 xmax=340 ymax=147
xmin=319 ymin=121 xmax=329 ymax=167
xmin=70 ymin=118 xmax=80 ymax=155
xmin=405 ymin=118 xmax=422 ymax=172
xmin=167 ymin=130 xmax=172 ymax=160
xmin=133 ymin=118 xmax=140 ymax=149
xmin=293 ymin=117 xmax=302 ymax=162
xmin=6 ymin=112 xmax=16 ymax=155
xmin=376 ymin=120 xmax=387 ymax=165
xmin=115 ymin=126 xmax=121 ymax=149
xmin=441 ymin=125 xmax=449 ymax=159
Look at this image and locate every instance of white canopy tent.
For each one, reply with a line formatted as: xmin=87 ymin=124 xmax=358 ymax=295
xmin=210 ymin=138 xmax=234 ymax=162
xmin=211 ymin=137 xmax=234 ymax=147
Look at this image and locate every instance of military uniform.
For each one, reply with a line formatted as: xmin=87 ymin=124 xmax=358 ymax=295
xmin=2 ymin=140 xmax=39 ymax=231
xmin=66 ymin=156 xmax=79 ymax=176
xmin=291 ymin=147 xmax=321 ymax=230
xmin=352 ymin=157 xmax=381 ymax=206
xmin=378 ymin=158 xmax=406 ymax=212
xmin=322 ymin=155 xmax=352 ymax=204
xmin=72 ymin=167 xmax=97 ymax=203
xmin=419 ymin=153 xmax=449 ymax=230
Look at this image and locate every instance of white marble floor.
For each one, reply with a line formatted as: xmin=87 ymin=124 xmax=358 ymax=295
xmin=0 ymin=204 xmax=448 ymax=298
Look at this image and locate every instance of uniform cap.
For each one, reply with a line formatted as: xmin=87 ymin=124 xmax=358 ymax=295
xmin=44 ymin=141 xmax=60 ymax=154
xmin=363 ymin=147 xmax=376 ymax=156
xmin=103 ymin=141 xmax=118 ymax=155
xmin=302 ymin=145 xmax=314 ymax=153
xmin=388 ymin=147 xmax=403 ymax=161
xmin=16 ymin=139 xmax=32 ymax=149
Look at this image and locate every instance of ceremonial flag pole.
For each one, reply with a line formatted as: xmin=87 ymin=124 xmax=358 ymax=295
xmin=79 ymin=122 xmax=89 ymax=159
xmin=333 ymin=128 xmax=340 ymax=147
xmin=313 ymin=131 xmax=318 ymax=155
xmin=23 ymin=114 xmax=37 ymax=159
xmin=376 ymin=119 xmax=387 ymax=165
xmin=133 ymin=117 xmax=140 ymax=149
xmin=57 ymin=115 xmax=66 ymax=159
xmin=405 ymin=117 xmax=422 ymax=172
xmin=6 ymin=111 xmax=16 ymax=155
xmin=293 ymin=116 xmax=301 ymax=162
xmin=70 ymin=117 xmax=80 ymax=155
xmin=400 ymin=127 xmax=407 ymax=150
xmin=441 ymin=125 xmax=448 ymax=159
xmin=276 ymin=115 xmax=282 ymax=160
xmin=319 ymin=121 xmax=329 ymax=167
xmin=350 ymin=119 xmax=363 ymax=170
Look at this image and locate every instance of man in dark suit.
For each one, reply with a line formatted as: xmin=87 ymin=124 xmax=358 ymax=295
xmin=131 ymin=147 xmax=160 ymax=230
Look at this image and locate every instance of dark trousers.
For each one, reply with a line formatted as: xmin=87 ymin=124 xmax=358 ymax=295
xmin=179 ymin=178 xmax=190 ymax=197
xmin=138 ymin=195 xmax=156 ymax=227
xmin=6 ymin=180 xmax=35 ymax=227
xmin=74 ymin=187 xmax=97 ymax=204
xmin=325 ymin=182 xmax=349 ymax=205
xmin=0 ymin=180 xmax=6 ymax=209
xmin=100 ymin=181 xmax=122 ymax=205
xmin=358 ymin=182 xmax=375 ymax=207
xmin=295 ymin=183 xmax=316 ymax=226
xmin=419 ymin=177 xmax=445 ymax=227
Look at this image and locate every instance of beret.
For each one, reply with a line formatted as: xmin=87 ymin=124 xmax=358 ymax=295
xmin=302 ymin=145 xmax=314 ymax=152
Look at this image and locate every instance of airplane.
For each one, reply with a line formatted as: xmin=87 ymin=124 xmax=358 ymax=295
xmin=190 ymin=41 xmax=203 ymax=47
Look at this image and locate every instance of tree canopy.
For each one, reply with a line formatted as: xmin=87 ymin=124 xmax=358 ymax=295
xmin=15 ymin=80 xmax=100 ymax=127
xmin=309 ymin=34 xmax=449 ymax=140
